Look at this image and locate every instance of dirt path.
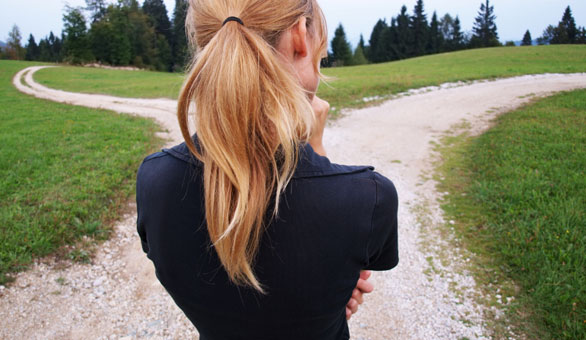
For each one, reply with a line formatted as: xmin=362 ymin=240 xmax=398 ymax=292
xmin=3 ymin=66 xmax=586 ymax=339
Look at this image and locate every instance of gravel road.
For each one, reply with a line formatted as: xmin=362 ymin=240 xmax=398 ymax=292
xmin=3 ymin=66 xmax=586 ymax=339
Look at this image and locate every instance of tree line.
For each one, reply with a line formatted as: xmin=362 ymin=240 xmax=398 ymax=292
xmin=1 ymin=0 xmax=189 ymax=72
xmin=1 ymin=1 xmax=585 ymax=71
xmin=327 ymin=1 xmax=585 ymax=67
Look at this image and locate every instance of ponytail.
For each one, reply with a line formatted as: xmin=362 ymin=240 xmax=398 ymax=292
xmin=178 ymin=0 xmax=327 ymax=292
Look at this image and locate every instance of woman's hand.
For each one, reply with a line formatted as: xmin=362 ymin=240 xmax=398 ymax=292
xmin=308 ymin=95 xmax=329 ymax=157
xmin=346 ymin=270 xmax=374 ymax=320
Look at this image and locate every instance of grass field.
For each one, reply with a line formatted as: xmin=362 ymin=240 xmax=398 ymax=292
xmin=34 ymin=45 xmax=586 ymax=112
xmin=436 ymin=90 xmax=586 ymax=339
xmin=0 ymin=60 xmax=162 ymax=284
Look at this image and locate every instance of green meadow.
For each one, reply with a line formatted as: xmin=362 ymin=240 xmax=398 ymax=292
xmin=34 ymin=45 xmax=586 ymax=112
xmin=436 ymin=90 xmax=586 ymax=339
xmin=0 ymin=60 xmax=161 ymax=284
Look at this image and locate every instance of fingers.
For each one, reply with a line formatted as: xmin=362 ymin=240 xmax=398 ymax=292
xmin=346 ymin=297 xmax=359 ymax=320
xmin=356 ymin=271 xmax=374 ymax=294
xmin=351 ymin=288 xmax=364 ymax=305
xmin=360 ymin=270 xmax=372 ymax=280
xmin=346 ymin=271 xmax=375 ymax=321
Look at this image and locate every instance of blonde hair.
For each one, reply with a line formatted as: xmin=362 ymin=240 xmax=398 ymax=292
xmin=177 ymin=0 xmax=328 ymax=292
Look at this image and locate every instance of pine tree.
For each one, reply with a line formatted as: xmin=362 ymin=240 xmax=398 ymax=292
xmin=63 ymin=6 xmax=93 ymax=63
xmin=439 ymin=14 xmax=453 ymax=41
xmin=396 ymin=6 xmax=411 ymax=59
xmin=378 ymin=22 xmax=395 ymax=62
xmin=38 ymin=38 xmax=50 ymax=61
xmin=388 ymin=18 xmax=400 ymax=60
xmin=552 ymin=6 xmax=578 ymax=44
xmin=331 ymin=24 xmax=352 ymax=66
xmin=51 ymin=32 xmax=64 ymax=62
xmin=143 ymin=0 xmax=173 ymax=70
xmin=25 ymin=34 xmax=40 ymax=60
xmin=172 ymin=0 xmax=189 ymax=70
xmin=578 ymin=27 xmax=586 ymax=44
xmin=6 ymin=25 xmax=25 ymax=60
xmin=410 ymin=0 xmax=428 ymax=57
xmin=143 ymin=0 xmax=172 ymax=43
xmin=427 ymin=12 xmax=443 ymax=54
xmin=127 ymin=2 xmax=159 ymax=69
xmin=471 ymin=0 xmax=500 ymax=48
xmin=358 ymin=34 xmax=365 ymax=51
xmin=352 ymin=44 xmax=368 ymax=65
xmin=368 ymin=19 xmax=388 ymax=63
xmin=450 ymin=16 xmax=464 ymax=50
xmin=521 ymin=30 xmax=532 ymax=46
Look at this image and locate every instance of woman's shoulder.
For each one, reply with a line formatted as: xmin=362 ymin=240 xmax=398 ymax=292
xmin=137 ymin=141 xmax=202 ymax=196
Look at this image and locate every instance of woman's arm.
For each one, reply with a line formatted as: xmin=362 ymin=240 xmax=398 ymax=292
xmin=308 ymin=97 xmax=375 ymax=319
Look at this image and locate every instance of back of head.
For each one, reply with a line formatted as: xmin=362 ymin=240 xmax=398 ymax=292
xmin=177 ymin=0 xmax=327 ymax=292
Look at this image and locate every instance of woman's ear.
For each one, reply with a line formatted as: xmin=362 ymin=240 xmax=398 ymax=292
xmin=291 ymin=17 xmax=308 ymax=58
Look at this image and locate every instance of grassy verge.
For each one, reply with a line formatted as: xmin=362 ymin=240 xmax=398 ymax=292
xmin=0 ymin=60 xmax=162 ymax=284
xmin=34 ymin=64 xmax=185 ymax=99
xmin=435 ymin=90 xmax=586 ymax=339
xmin=34 ymin=45 xmax=586 ymax=112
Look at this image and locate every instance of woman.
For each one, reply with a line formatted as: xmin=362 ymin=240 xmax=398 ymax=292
xmin=136 ymin=0 xmax=398 ymax=339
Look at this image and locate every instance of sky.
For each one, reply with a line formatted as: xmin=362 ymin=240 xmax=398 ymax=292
xmin=1 ymin=0 xmax=585 ymax=47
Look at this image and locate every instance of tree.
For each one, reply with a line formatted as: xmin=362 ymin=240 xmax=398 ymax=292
xmin=450 ymin=16 xmax=465 ymax=50
xmin=63 ymin=6 xmax=93 ymax=63
xmin=352 ymin=34 xmax=368 ymax=65
xmin=25 ymin=34 xmax=40 ymax=61
xmin=378 ymin=19 xmax=398 ymax=62
xmin=410 ymin=0 xmax=428 ymax=57
xmin=427 ymin=12 xmax=443 ymax=54
xmin=85 ymin=0 xmax=107 ymax=22
xmin=38 ymin=38 xmax=51 ymax=61
xmin=172 ymin=0 xmax=189 ymax=70
xmin=396 ymin=6 xmax=411 ymax=59
xmin=330 ymin=24 xmax=352 ymax=66
xmin=352 ymin=44 xmax=368 ymax=65
xmin=439 ymin=14 xmax=454 ymax=43
xmin=521 ymin=30 xmax=532 ymax=46
xmin=537 ymin=25 xmax=555 ymax=45
xmin=368 ymin=19 xmax=388 ymax=63
xmin=6 ymin=25 xmax=25 ymax=60
xmin=142 ymin=0 xmax=173 ymax=70
xmin=358 ymin=34 xmax=365 ymax=51
xmin=552 ymin=6 xmax=578 ymax=44
xmin=578 ymin=27 xmax=586 ymax=44
xmin=143 ymin=0 xmax=172 ymax=42
xmin=126 ymin=1 xmax=164 ymax=70
xmin=471 ymin=0 xmax=500 ymax=48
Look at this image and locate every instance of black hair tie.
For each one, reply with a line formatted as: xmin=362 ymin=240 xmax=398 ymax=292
xmin=223 ymin=16 xmax=244 ymax=26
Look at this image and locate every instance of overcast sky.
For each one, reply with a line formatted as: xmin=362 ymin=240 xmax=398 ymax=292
xmin=1 ymin=0 xmax=585 ymax=47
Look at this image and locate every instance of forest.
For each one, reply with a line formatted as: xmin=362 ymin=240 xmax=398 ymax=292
xmin=1 ymin=0 xmax=585 ymax=70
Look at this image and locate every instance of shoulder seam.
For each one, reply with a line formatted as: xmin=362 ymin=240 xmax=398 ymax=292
xmin=365 ymin=172 xmax=378 ymax=268
xmin=142 ymin=151 xmax=168 ymax=163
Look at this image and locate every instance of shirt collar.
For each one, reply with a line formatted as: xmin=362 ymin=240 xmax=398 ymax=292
xmin=162 ymin=136 xmax=373 ymax=179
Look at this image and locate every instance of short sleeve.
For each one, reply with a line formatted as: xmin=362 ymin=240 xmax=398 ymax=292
xmin=364 ymin=173 xmax=399 ymax=270
xmin=136 ymin=152 xmax=165 ymax=255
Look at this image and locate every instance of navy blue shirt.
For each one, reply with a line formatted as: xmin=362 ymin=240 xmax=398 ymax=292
xmin=136 ymin=139 xmax=398 ymax=340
